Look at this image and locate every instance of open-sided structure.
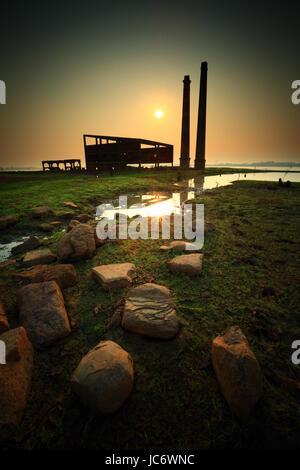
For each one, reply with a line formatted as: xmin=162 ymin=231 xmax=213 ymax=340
xmin=42 ymin=159 xmax=81 ymax=172
xmin=83 ymin=135 xmax=173 ymax=171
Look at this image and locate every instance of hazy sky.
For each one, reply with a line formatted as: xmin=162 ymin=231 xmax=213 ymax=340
xmin=0 ymin=0 xmax=299 ymax=167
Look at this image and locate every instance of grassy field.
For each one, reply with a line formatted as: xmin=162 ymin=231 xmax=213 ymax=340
xmin=0 ymin=171 xmax=300 ymax=449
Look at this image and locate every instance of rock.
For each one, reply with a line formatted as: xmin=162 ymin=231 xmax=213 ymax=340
xmin=39 ymin=223 xmax=53 ymax=232
xmin=23 ymin=249 xmax=57 ymax=267
xmin=50 ymin=221 xmax=63 ymax=227
xmin=167 ymin=253 xmax=203 ymax=276
xmin=0 ymin=215 xmax=18 ymax=230
xmin=62 ymin=201 xmax=78 ymax=209
xmin=18 ymin=281 xmax=71 ymax=348
xmin=71 ymin=340 xmax=134 ymax=414
xmin=0 ymin=301 xmax=9 ymax=334
xmin=160 ymin=240 xmax=200 ymax=251
xmin=32 ymin=206 xmax=54 ymax=219
xmin=57 ymin=211 xmax=74 ymax=220
xmin=122 ymin=283 xmax=179 ymax=339
xmin=212 ymin=326 xmax=263 ymax=420
xmin=57 ymin=223 xmax=96 ymax=260
xmin=92 ymin=263 xmax=136 ymax=290
xmin=0 ymin=259 xmax=17 ymax=270
xmin=14 ymin=264 xmax=77 ymax=289
xmin=74 ymin=213 xmax=91 ymax=223
xmin=67 ymin=219 xmax=81 ymax=232
xmin=0 ymin=327 xmax=34 ymax=432
xmin=11 ymin=236 xmax=42 ymax=256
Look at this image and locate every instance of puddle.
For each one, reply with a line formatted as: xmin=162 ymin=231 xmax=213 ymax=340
xmin=1 ymin=170 xmax=300 ymax=262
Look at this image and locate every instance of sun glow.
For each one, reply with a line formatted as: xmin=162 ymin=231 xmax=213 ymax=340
xmin=154 ymin=109 xmax=164 ymax=119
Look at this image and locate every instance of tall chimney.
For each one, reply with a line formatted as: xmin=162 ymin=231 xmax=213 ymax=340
xmin=180 ymin=75 xmax=191 ymax=169
xmin=194 ymin=62 xmax=208 ymax=170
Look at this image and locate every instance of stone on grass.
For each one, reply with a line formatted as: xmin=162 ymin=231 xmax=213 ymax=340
xmin=75 ymin=213 xmax=91 ymax=223
xmin=67 ymin=219 xmax=81 ymax=232
xmin=39 ymin=223 xmax=53 ymax=232
xmin=0 ymin=215 xmax=18 ymax=230
xmin=0 ymin=301 xmax=9 ymax=334
xmin=71 ymin=340 xmax=134 ymax=414
xmin=18 ymin=281 xmax=71 ymax=348
xmin=32 ymin=206 xmax=54 ymax=219
xmin=167 ymin=253 xmax=203 ymax=276
xmin=0 ymin=327 xmax=34 ymax=432
xmin=62 ymin=201 xmax=78 ymax=209
xmin=57 ymin=211 xmax=73 ymax=220
xmin=23 ymin=248 xmax=56 ymax=267
xmin=92 ymin=263 xmax=136 ymax=290
xmin=122 ymin=283 xmax=179 ymax=339
xmin=57 ymin=223 xmax=96 ymax=261
xmin=11 ymin=236 xmax=42 ymax=256
xmin=160 ymin=240 xmax=200 ymax=251
xmin=212 ymin=325 xmax=263 ymax=421
xmin=14 ymin=264 xmax=77 ymax=289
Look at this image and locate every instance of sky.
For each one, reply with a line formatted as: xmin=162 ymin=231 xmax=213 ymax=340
xmin=0 ymin=0 xmax=299 ymax=167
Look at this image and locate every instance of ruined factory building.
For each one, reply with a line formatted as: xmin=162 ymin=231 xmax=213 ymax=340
xmin=83 ymin=135 xmax=173 ymax=171
xmin=42 ymin=159 xmax=81 ymax=172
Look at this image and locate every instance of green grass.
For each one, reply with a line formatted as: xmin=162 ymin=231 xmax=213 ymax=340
xmin=0 ymin=175 xmax=300 ymax=449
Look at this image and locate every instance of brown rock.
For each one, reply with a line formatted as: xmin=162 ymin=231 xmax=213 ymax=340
xmin=57 ymin=223 xmax=96 ymax=260
xmin=122 ymin=283 xmax=179 ymax=339
xmin=62 ymin=201 xmax=78 ymax=209
xmin=0 ymin=327 xmax=34 ymax=432
xmin=0 ymin=215 xmax=18 ymax=230
xmin=32 ymin=206 xmax=54 ymax=219
xmin=71 ymin=340 xmax=134 ymax=414
xmin=11 ymin=236 xmax=42 ymax=256
xmin=39 ymin=223 xmax=53 ymax=232
xmin=160 ymin=240 xmax=200 ymax=251
xmin=92 ymin=263 xmax=136 ymax=290
xmin=67 ymin=219 xmax=81 ymax=232
xmin=23 ymin=248 xmax=57 ymax=267
xmin=0 ymin=301 xmax=9 ymax=334
xmin=14 ymin=264 xmax=77 ymax=289
xmin=212 ymin=326 xmax=263 ymax=420
xmin=57 ymin=211 xmax=74 ymax=220
xmin=167 ymin=253 xmax=203 ymax=276
xmin=18 ymin=281 xmax=71 ymax=348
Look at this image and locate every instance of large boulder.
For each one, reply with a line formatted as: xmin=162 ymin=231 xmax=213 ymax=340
xmin=67 ymin=219 xmax=81 ymax=232
xmin=18 ymin=281 xmax=71 ymax=348
xmin=23 ymin=248 xmax=56 ymax=267
xmin=0 ymin=327 xmax=34 ymax=433
xmin=167 ymin=253 xmax=203 ymax=276
xmin=14 ymin=264 xmax=77 ymax=289
xmin=11 ymin=236 xmax=42 ymax=256
xmin=122 ymin=283 xmax=179 ymax=339
xmin=32 ymin=206 xmax=54 ymax=219
xmin=57 ymin=223 xmax=96 ymax=261
xmin=92 ymin=263 xmax=136 ymax=290
xmin=212 ymin=326 xmax=263 ymax=420
xmin=0 ymin=215 xmax=18 ymax=230
xmin=0 ymin=301 xmax=9 ymax=334
xmin=71 ymin=340 xmax=134 ymax=414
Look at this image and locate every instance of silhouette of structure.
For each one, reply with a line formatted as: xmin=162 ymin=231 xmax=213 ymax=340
xmin=83 ymin=135 xmax=173 ymax=171
xmin=195 ymin=62 xmax=208 ymax=171
xmin=42 ymin=159 xmax=81 ymax=172
xmin=180 ymin=75 xmax=191 ymax=169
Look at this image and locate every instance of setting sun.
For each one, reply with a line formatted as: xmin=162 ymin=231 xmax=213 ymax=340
xmin=154 ymin=109 xmax=164 ymax=119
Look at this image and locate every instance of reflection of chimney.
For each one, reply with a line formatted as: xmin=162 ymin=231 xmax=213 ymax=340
xmin=195 ymin=62 xmax=208 ymax=170
xmin=180 ymin=75 xmax=191 ymax=169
